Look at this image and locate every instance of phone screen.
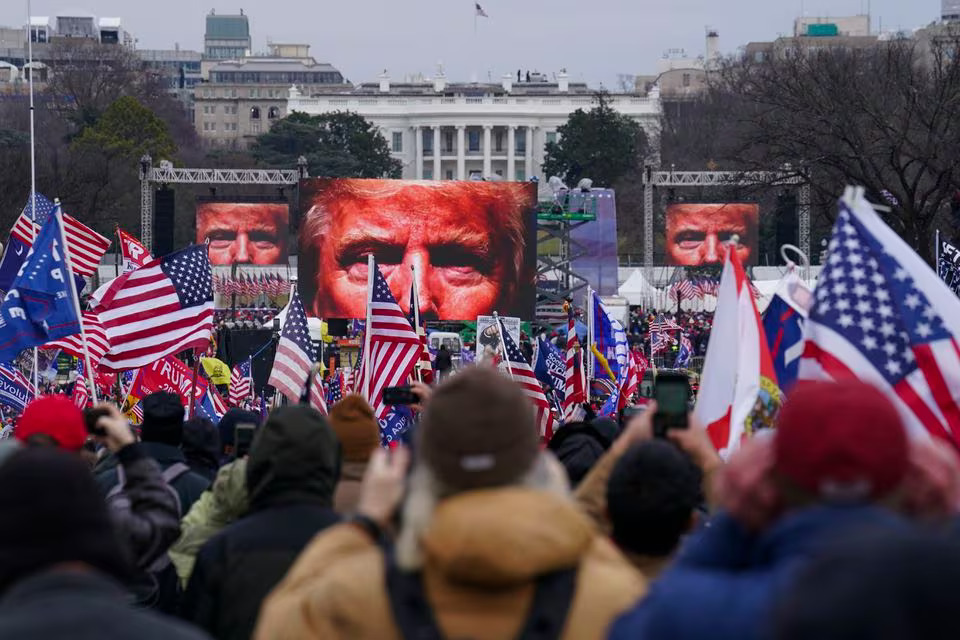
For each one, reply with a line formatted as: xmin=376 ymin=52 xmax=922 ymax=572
xmin=655 ymin=381 xmax=689 ymax=415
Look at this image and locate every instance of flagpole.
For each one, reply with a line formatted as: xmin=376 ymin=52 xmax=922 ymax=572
xmin=54 ymin=205 xmax=98 ymax=404
xmin=26 ymin=0 xmax=41 ymax=398
xmin=363 ymin=254 xmax=374 ymax=403
xmin=411 ymin=264 xmax=422 ymax=383
xmin=187 ymin=350 xmax=201 ymax=418
xmin=586 ymin=287 xmax=595 ymax=380
xmin=936 ymin=228 xmax=941 ymax=272
xmin=492 ymin=311 xmax=514 ymax=381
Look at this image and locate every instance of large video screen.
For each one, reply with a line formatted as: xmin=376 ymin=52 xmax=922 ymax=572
xmin=665 ymin=202 xmax=760 ymax=266
xmin=195 ymin=201 xmax=289 ymax=266
xmin=298 ymin=178 xmax=537 ymax=321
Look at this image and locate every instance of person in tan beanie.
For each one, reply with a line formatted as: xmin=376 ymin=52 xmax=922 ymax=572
xmin=327 ymin=394 xmax=381 ymax=513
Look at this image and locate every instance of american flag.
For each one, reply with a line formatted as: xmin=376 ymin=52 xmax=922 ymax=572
xmin=131 ymin=402 xmax=143 ymax=422
xmin=356 ymin=262 xmax=421 ymax=420
xmin=671 ymin=280 xmax=696 ymax=301
xmin=229 ymin=358 xmax=252 ymax=407
xmin=651 ymin=330 xmax=675 ymax=356
xmin=93 ymin=245 xmax=214 ymax=372
xmin=309 ymin=371 xmax=328 ymax=414
xmin=12 ymin=200 xmax=110 ymax=276
xmin=498 ymin=317 xmax=557 ymax=439
xmin=799 ymin=192 xmax=960 ymax=448
xmin=327 ymin=370 xmax=344 ymax=406
xmin=408 ymin=284 xmax=434 ymax=383
xmin=267 ymin=289 xmax=316 ymax=403
xmin=562 ymin=304 xmax=586 ymax=418
xmin=43 ymin=312 xmax=110 ymax=367
xmin=475 ymin=2 xmax=489 ymax=17
xmin=72 ymin=360 xmax=89 ymax=408
xmin=617 ymin=351 xmax=645 ymax=411
xmin=208 ymin=383 xmax=229 ymax=416
xmin=650 ymin=313 xmax=683 ymax=333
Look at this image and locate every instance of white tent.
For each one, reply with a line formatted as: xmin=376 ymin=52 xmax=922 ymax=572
xmin=617 ymin=269 xmax=658 ymax=305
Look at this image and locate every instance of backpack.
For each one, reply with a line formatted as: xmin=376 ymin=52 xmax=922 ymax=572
xmin=106 ymin=461 xmax=191 ymax=611
xmin=385 ymin=546 xmax=577 ymax=640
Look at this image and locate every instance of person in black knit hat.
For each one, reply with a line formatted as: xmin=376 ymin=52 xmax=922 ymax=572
xmin=0 ymin=448 xmax=210 ymax=639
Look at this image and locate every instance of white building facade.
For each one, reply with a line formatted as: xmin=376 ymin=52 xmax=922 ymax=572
xmin=286 ymin=72 xmax=661 ymax=182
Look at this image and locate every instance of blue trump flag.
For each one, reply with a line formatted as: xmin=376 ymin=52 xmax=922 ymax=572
xmin=534 ymin=337 xmax=566 ymax=401
xmin=762 ymin=292 xmax=806 ymax=392
xmin=0 ymin=210 xmax=80 ymax=362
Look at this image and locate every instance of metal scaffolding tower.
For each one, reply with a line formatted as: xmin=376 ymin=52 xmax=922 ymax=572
xmin=641 ymin=168 xmax=810 ymax=281
xmin=536 ymin=190 xmax=600 ymax=305
xmin=138 ymin=155 xmax=308 ymax=252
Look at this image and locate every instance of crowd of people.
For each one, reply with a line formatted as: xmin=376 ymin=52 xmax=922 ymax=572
xmin=0 ymin=363 xmax=958 ymax=639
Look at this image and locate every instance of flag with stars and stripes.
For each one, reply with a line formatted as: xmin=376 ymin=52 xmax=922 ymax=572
xmin=562 ymin=303 xmax=586 ymax=419
xmin=72 ymin=359 xmax=89 ymax=409
xmin=93 ymin=245 xmax=214 ymax=372
xmin=229 ymin=358 xmax=252 ymax=407
xmin=327 ymin=370 xmax=344 ymax=407
xmin=43 ymin=312 xmax=110 ymax=368
xmin=10 ymin=197 xmax=110 ymax=276
xmin=355 ymin=261 xmax=421 ymax=421
xmin=267 ymin=289 xmax=316 ymax=403
xmin=799 ymin=189 xmax=960 ymax=449
xmin=498 ymin=316 xmax=557 ymax=439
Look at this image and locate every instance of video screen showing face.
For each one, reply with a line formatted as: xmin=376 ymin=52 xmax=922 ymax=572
xmin=298 ymin=178 xmax=537 ymax=321
xmin=196 ymin=201 xmax=289 ymax=266
xmin=665 ymin=203 xmax=759 ymax=266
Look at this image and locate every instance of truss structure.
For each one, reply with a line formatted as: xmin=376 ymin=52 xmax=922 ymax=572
xmin=138 ymin=155 xmax=307 ymax=252
xmin=641 ymin=168 xmax=811 ymax=282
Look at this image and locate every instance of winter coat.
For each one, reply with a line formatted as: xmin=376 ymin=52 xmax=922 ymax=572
xmin=170 ymin=458 xmax=250 ymax=586
xmin=333 ymin=460 xmax=366 ymax=514
xmin=608 ymin=505 xmax=910 ymax=640
xmin=253 ymin=488 xmax=646 ymax=640
xmin=96 ymin=442 xmax=211 ymax=516
xmin=0 ymin=569 xmax=210 ymax=640
xmin=180 ymin=407 xmax=341 ymax=640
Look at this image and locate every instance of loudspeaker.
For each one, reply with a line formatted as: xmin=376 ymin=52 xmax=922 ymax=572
xmin=217 ymin=328 xmax=276 ymax=393
xmin=154 ymin=188 xmax=175 ymax=258
xmin=775 ymin=192 xmax=799 ymax=264
xmin=326 ymin=319 xmax=348 ymax=337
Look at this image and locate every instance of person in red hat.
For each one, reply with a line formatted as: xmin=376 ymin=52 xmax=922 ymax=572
xmin=610 ymin=379 xmax=960 ymax=640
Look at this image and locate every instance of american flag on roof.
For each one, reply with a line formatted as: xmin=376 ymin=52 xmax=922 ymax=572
xmin=499 ymin=317 xmax=557 ymax=439
xmin=11 ymin=199 xmax=110 ymax=277
xmin=229 ymin=358 xmax=252 ymax=407
xmin=799 ymin=189 xmax=960 ymax=449
xmin=43 ymin=312 xmax=110 ymax=368
xmin=94 ymin=245 xmax=214 ymax=372
xmin=267 ymin=289 xmax=315 ymax=403
xmin=356 ymin=262 xmax=421 ymax=420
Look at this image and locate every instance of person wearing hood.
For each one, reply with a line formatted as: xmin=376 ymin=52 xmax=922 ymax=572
xmin=181 ymin=417 xmax=221 ymax=482
xmin=547 ymin=416 xmax=618 ymax=487
xmin=254 ymin=366 xmax=645 ymax=640
xmin=180 ymin=405 xmax=341 ymax=640
xmin=0 ymin=447 xmax=210 ymax=640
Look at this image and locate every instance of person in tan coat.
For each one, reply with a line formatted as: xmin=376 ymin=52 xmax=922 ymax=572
xmin=254 ymin=367 xmax=646 ymax=640
xmin=327 ymin=394 xmax=380 ymax=514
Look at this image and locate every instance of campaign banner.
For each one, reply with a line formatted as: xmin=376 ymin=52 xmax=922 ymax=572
xmin=129 ymin=356 xmax=207 ymax=407
xmin=939 ymin=238 xmax=960 ymax=296
xmin=0 ymin=371 xmax=30 ymax=412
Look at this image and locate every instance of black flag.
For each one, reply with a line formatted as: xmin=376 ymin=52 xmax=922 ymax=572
xmin=938 ymin=238 xmax=960 ymax=296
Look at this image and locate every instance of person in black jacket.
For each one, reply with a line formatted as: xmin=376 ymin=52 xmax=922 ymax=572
xmin=434 ymin=345 xmax=452 ymax=382
xmin=180 ymin=405 xmax=341 ymax=640
xmin=96 ymin=392 xmax=211 ymax=514
xmin=0 ymin=447 xmax=210 ymax=640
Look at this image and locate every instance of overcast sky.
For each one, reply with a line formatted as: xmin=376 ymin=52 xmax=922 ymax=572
xmin=3 ymin=0 xmax=940 ymax=87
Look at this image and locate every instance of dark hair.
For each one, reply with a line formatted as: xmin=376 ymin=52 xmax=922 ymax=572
xmin=775 ymin=527 xmax=960 ymax=640
xmin=606 ymin=440 xmax=702 ymax=557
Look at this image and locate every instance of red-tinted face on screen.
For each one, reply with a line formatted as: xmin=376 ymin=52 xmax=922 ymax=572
xmin=196 ymin=202 xmax=289 ymax=265
xmin=665 ymin=203 xmax=759 ymax=266
xmin=299 ymin=179 xmax=535 ymax=321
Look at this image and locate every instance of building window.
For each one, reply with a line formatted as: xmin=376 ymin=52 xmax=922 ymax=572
xmin=495 ymin=169 xmax=503 ymax=177
xmin=250 ymin=107 xmax=261 ymax=120
xmin=545 ymin=131 xmax=558 ymax=145
xmin=392 ymin=132 xmax=403 ymax=153
xmin=682 ymin=73 xmax=691 ymax=87
xmin=268 ymin=106 xmax=280 ymax=119
xmin=495 ymin=131 xmax=504 ymax=152
xmin=423 ymin=167 xmax=433 ymax=180
xmin=251 ymin=122 xmax=261 ymax=134
xmin=444 ymin=131 xmax=454 ymax=153
xmin=515 ymin=168 xmax=526 ymax=181
xmin=423 ymin=129 xmax=433 ymax=153
xmin=515 ymin=132 xmax=526 ymax=154
xmin=445 ymin=169 xmax=454 ymax=180
xmin=468 ymin=130 xmax=480 ymax=152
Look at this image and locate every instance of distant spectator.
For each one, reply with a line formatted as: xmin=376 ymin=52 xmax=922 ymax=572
xmin=182 ymin=418 xmax=221 ymax=482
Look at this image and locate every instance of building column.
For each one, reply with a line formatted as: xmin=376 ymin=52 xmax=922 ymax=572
xmin=507 ymin=126 xmax=517 ymax=181
xmin=456 ymin=125 xmax=466 ymax=180
xmin=414 ymin=126 xmax=423 ymax=180
xmin=482 ymin=125 xmax=492 ymax=178
xmin=524 ymin=126 xmax=534 ymax=179
xmin=432 ymin=126 xmax=441 ymax=180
